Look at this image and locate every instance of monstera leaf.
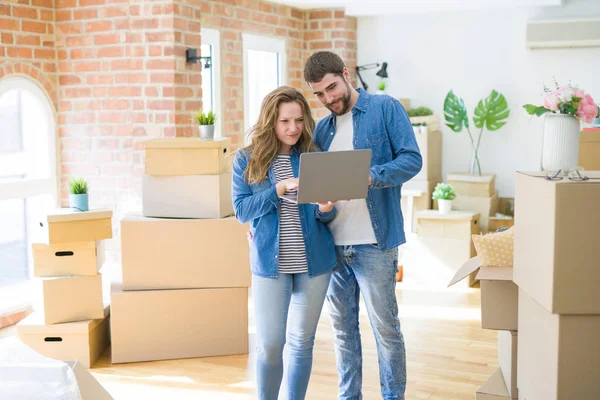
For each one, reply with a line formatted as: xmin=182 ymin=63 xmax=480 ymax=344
xmin=443 ymin=90 xmax=469 ymax=132
xmin=473 ymin=90 xmax=510 ymax=131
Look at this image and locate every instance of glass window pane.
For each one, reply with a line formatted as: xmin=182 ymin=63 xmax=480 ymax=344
xmin=0 ymin=194 xmax=53 ymax=286
xmin=0 ymin=88 xmax=51 ymax=181
xmin=0 ymin=89 xmax=22 ymax=153
xmin=247 ymin=49 xmax=280 ymax=129
xmin=201 ymin=44 xmax=213 ymax=113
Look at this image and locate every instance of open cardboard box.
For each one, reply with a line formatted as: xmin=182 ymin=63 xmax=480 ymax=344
xmin=477 ymin=368 xmax=511 ymax=400
xmin=449 ymin=257 xmax=518 ymax=331
xmin=39 ymin=209 xmax=113 ymax=245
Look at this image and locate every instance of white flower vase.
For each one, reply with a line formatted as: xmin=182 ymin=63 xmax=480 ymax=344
xmin=376 ymin=90 xmax=386 ymax=95
xmin=541 ymin=114 xmax=581 ymax=173
xmin=438 ymin=199 xmax=453 ymax=214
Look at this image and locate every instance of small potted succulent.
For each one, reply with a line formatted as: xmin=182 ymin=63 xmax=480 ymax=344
xmin=68 ymin=177 xmax=89 ymax=212
xmin=193 ymin=109 xmax=216 ymax=140
xmin=432 ymin=183 xmax=456 ymax=214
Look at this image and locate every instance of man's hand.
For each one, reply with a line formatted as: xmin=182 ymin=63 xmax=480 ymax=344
xmin=315 ymin=201 xmax=337 ymax=213
xmin=368 ymin=174 xmax=372 ymax=186
xmin=276 ymin=178 xmax=299 ymax=197
xmin=247 ymin=230 xmax=253 ymax=243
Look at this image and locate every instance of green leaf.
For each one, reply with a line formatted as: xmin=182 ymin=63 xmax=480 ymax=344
xmin=443 ymin=90 xmax=469 ymax=132
xmin=68 ymin=177 xmax=88 ymax=194
xmin=523 ymin=104 xmax=539 ymax=115
xmin=473 ymin=90 xmax=510 ymax=131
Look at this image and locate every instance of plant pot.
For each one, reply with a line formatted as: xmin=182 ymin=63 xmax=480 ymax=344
xmin=69 ymin=193 xmax=89 ymax=212
xmin=376 ymin=90 xmax=386 ymax=95
xmin=437 ymin=199 xmax=453 ymax=214
xmin=412 ymin=126 xmax=419 ymax=134
xmin=198 ymin=125 xmax=215 ymax=140
xmin=420 ymin=125 xmax=428 ymax=134
xmin=593 ymin=117 xmax=600 ymax=127
xmin=541 ymin=113 xmax=581 ymax=173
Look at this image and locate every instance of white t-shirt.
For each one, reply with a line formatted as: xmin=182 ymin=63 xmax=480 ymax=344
xmin=327 ymin=111 xmax=377 ymax=245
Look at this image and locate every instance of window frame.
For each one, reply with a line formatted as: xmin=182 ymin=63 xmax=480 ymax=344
xmin=242 ymin=33 xmax=287 ymax=134
xmin=201 ymin=28 xmax=222 ymax=139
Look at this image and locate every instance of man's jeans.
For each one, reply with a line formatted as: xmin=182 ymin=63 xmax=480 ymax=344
xmin=253 ymin=271 xmax=331 ymax=400
xmin=326 ymin=244 xmax=406 ymax=400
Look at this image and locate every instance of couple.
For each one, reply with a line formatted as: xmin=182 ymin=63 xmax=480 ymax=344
xmin=232 ymin=51 xmax=423 ymax=400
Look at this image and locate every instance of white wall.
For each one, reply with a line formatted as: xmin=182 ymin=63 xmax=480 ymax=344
xmin=357 ymin=0 xmax=600 ymax=196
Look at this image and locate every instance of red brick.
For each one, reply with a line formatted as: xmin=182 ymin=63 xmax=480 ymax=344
xmin=74 ymin=61 xmax=101 ymax=72
xmin=94 ymin=33 xmax=120 ymax=46
xmin=21 ymin=20 xmax=46 ymax=33
xmin=109 ymin=86 xmax=142 ymax=97
xmin=59 ymin=75 xmax=82 ymax=85
xmin=334 ymin=10 xmax=345 ymax=19
xmin=65 ymin=36 xmax=93 ymax=47
xmin=32 ymin=0 xmax=53 ymax=7
xmin=35 ymin=49 xmax=55 ymax=59
xmin=146 ymin=59 xmax=175 ymax=70
xmin=64 ymin=87 xmax=91 ymax=98
xmin=73 ymin=100 xmax=102 ymax=111
xmin=7 ymin=47 xmax=33 ymax=58
xmin=58 ymin=22 xmax=83 ymax=35
xmin=70 ymin=48 xmax=95 ymax=59
xmin=291 ymin=8 xmax=304 ymax=20
xmin=110 ymin=59 xmax=144 ymax=71
xmin=97 ymin=46 xmax=123 ymax=58
xmin=40 ymin=9 xmax=52 ymax=21
xmin=0 ymin=4 xmax=11 ymax=16
xmin=102 ymin=99 xmax=129 ymax=110
xmin=79 ymin=0 xmax=105 ymax=6
xmin=104 ymin=6 xmax=127 ymax=18
xmin=13 ymin=6 xmax=37 ymax=19
xmin=56 ymin=0 xmax=77 ymax=8
xmin=87 ymin=74 xmax=113 ymax=85
xmin=73 ymin=9 xmax=97 ymax=19
xmin=145 ymin=31 xmax=174 ymax=43
xmin=131 ymin=18 xmax=159 ymax=30
xmin=148 ymin=100 xmax=174 ymax=111
xmin=98 ymin=112 xmax=124 ymax=124
xmin=0 ymin=18 xmax=19 ymax=30
xmin=116 ymin=73 xmax=147 ymax=84
xmin=1 ymin=33 xmax=13 ymax=44
xmin=86 ymin=21 xmax=112 ymax=33
xmin=305 ymin=31 xmax=325 ymax=41
xmin=309 ymin=10 xmax=332 ymax=19
xmin=56 ymin=9 xmax=71 ymax=21
xmin=95 ymin=139 xmax=120 ymax=150
xmin=150 ymin=73 xmax=175 ymax=84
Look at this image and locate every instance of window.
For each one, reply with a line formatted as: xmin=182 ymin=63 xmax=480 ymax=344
xmin=0 ymin=77 xmax=58 ymax=288
xmin=201 ymin=28 xmax=222 ymax=138
xmin=243 ymin=34 xmax=286 ymax=135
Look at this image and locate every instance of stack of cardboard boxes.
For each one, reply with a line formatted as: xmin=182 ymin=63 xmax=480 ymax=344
xmin=447 ymin=173 xmax=499 ymax=233
xmin=110 ymin=137 xmax=251 ymax=364
xmin=401 ymin=115 xmax=442 ymax=231
xmin=450 ymin=255 xmax=519 ymax=399
xmin=17 ymin=209 xmax=113 ymax=369
xmin=513 ymin=171 xmax=600 ymax=399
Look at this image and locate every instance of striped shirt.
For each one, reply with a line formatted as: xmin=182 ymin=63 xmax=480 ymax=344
xmin=272 ymin=154 xmax=308 ymax=274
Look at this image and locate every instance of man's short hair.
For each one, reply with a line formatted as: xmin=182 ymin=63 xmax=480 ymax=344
xmin=304 ymin=51 xmax=346 ymax=84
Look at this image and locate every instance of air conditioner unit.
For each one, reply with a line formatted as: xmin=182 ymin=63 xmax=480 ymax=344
xmin=526 ymin=18 xmax=600 ymax=49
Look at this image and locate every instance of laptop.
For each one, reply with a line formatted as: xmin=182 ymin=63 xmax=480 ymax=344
xmin=280 ymin=149 xmax=372 ymax=204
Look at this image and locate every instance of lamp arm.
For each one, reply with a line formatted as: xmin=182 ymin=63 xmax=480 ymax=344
xmin=356 ymin=62 xmax=380 ymax=71
xmin=355 ymin=67 xmax=369 ymax=91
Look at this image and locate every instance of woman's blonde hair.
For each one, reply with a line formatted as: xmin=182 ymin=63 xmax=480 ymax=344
xmin=242 ymin=86 xmax=316 ymax=185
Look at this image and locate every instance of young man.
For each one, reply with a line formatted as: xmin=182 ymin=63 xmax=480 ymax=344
xmin=303 ymin=51 xmax=422 ymax=400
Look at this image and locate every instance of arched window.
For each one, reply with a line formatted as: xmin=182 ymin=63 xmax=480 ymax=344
xmin=0 ymin=76 xmax=58 ymax=286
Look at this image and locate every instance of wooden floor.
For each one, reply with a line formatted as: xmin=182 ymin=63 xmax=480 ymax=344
xmin=84 ymin=280 xmax=497 ymax=400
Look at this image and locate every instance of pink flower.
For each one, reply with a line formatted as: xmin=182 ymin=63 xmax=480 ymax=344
xmin=577 ymin=93 xmax=598 ymax=124
xmin=543 ymin=92 xmax=559 ymax=111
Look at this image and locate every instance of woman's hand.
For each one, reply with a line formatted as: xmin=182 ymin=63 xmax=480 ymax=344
xmin=276 ymin=178 xmax=299 ymax=197
xmin=316 ymin=201 xmax=337 ymax=213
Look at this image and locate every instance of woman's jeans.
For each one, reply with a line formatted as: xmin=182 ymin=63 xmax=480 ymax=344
xmin=253 ymin=271 xmax=331 ymax=400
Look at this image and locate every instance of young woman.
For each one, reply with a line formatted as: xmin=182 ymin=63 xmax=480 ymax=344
xmin=232 ymin=86 xmax=337 ymax=400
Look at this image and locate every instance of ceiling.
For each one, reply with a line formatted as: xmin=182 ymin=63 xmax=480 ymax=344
xmin=268 ymin=0 xmax=565 ymax=16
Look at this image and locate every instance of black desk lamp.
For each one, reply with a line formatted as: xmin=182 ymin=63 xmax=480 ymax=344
xmin=356 ymin=62 xmax=388 ymax=91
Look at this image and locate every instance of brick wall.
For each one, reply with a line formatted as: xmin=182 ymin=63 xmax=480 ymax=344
xmin=0 ymin=0 xmax=357 ymax=262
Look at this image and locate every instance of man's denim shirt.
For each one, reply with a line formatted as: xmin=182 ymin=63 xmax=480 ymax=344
xmin=232 ymin=147 xmax=338 ymax=278
xmin=312 ymin=88 xmax=423 ymax=251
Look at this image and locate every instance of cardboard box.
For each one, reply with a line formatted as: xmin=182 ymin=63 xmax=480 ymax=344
xmin=39 ymin=209 xmax=113 ymax=245
xmin=417 ymin=211 xmax=480 ymax=287
xmin=17 ymin=306 xmax=110 ymax=369
xmin=488 ymin=216 xmax=514 ymax=232
xmin=409 ymin=115 xmax=440 ymax=133
xmin=578 ymin=129 xmax=600 ymax=170
xmin=32 ymin=241 xmax=103 ymax=278
xmin=121 ymin=215 xmax=250 ymax=290
xmin=398 ymin=98 xmax=410 ymax=110
xmin=517 ymin=289 xmax=600 ymax=400
xmin=110 ymin=284 xmax=249 ymax=364
xmin=498 ymin=197 xmax=515 ymax=217
xmin=513 ymin=171 xmax=600 ymax=314
xmin=434 ymin=191 xmax=499 ymax=232
xmin=39 ymin=275 xmax=105 ymax=324
xmin=477 ymin=368 xmax=511 ymax=400
xmin=413 ymin=130 xmax=442 ymax=181
xmin=448 ymin=173 xmax=496 ymax=197
xmin=144 ymin=137 xmax=231 ymax=176
xmin=449 ymin=257 xmax=518 ymax=330
xmin=498 ymin=331 xmax=518 ymax=399
xmin=142 ymin=173 xmax=233 ymax=219
xmin=67 ymin=361 xmax=113 ymax=399
xmin=402 ymin=178 xmax=439 ymax=211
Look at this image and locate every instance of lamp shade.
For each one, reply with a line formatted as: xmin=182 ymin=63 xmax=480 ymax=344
xmin=376 ymin=62 xmax=388 ymax=78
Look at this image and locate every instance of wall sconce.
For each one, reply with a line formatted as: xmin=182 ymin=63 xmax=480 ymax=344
xmin=186 ymin=48 xmax=212 ymax=68
xmin=356 ymin=62 xmax=388 ymax=91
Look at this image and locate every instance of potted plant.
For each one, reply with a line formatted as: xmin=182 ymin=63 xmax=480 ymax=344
xmin=68 ymin=177 xmax=89 ymax=212
xmin=432 ymin=183 xmax=456 ymax=214
xmin=523 ymin=80 xmax=597 ymax=172
xmin=444 ymin=90 xmax=510 ymax=176
xmin=407 ymin=107 xmax=433 ymax=118
xmin=411 ymin=123 xmax=420 ymax=134
xmin=376 ymin=79 xmax=386 ymax=95
xmin=193 ymin=109 xmax=216 ymax=140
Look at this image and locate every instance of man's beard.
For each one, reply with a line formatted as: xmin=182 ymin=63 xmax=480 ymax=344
xmin=326 ymin=82 xmax=352 ymax=116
